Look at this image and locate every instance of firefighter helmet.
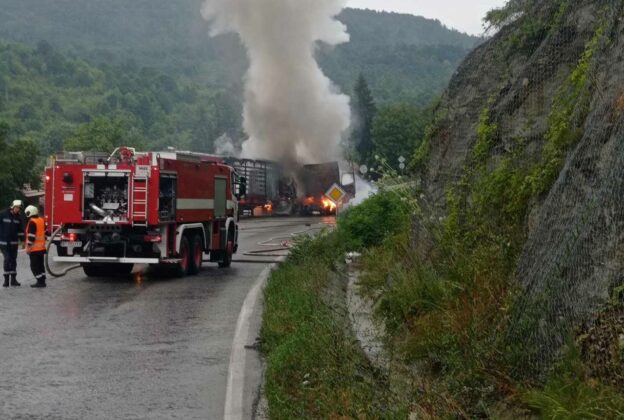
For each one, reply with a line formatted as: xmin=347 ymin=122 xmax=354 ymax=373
xmin=11 ymin=199 xmax=23 ymax=209
xmin=24 ymin=205 xmax=38 ymax=217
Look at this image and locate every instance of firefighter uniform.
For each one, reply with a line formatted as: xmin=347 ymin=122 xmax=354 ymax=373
xmin=0 ymin=204 xmax=24 ymax=287
xmin=25 ymin=207 xmax=46 ymax=288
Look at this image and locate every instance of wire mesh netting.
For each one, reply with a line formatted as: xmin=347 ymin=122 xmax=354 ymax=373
xmin=413 ymin=0 xmax=624 ymax=378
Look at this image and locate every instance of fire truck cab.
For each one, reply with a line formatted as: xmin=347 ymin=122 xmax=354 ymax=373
xmin=44 ymin=147 xmax=242 ymax=277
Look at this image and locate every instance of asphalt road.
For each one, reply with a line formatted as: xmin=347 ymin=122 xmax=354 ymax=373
xmin=0 ymin=217 xmax=334 ymax=420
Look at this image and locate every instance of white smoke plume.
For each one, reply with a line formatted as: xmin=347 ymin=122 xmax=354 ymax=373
xmin=201 ymin=0 xmax=351 ymax=172
xmin=352 ymin=174 xmax=377 ymax=205
xmin=213 ymin=133 xmax=240 ymax=157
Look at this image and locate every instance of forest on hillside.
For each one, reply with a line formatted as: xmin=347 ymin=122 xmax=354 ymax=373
xmin=0 ymin=41 xmax=241 ymax=154
xmin=0 ymin=2 xmax=480 ymax=201
xmin=0 ymin=1 xmax=480 ymax=106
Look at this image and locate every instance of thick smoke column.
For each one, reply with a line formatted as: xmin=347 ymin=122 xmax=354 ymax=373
xmin=201 ymin=0 xmax=351 ymax=170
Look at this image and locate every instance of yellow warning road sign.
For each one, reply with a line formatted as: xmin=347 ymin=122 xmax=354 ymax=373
xmin=326 ymin=183 xmax=347 ymax=203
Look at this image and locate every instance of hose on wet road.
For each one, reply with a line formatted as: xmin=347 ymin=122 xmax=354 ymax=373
xmin=45 ymin=226 xmax=82 ymax=278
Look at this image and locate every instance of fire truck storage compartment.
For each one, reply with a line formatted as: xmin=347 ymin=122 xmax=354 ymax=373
xmin=215 ymin=177 xmax=227 ymax=218
xmin=83 ymin=170 xmax=130 ymax=222
xmin=159 ymin=173 xmax=176 ymax=221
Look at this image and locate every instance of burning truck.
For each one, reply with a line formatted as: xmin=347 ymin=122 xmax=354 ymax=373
xmin=223 ymin=158 xmax=354 ymax=216
xmin=45 ymin=147 xmax=243 ymax=277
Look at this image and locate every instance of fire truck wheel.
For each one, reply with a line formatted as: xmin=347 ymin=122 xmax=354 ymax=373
xmin=175 ymin=235 xmax=191 ymax=277
xmin=82 ymin=264 xmax=100 ymax=277
xmin=189 ymin=234 xmax=203 ymax=275
xmin=218 ymin=239 xmax=234 ymax=268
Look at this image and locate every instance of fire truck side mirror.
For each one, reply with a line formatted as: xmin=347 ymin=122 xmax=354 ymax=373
xmin=238 ymin=177 xmax=247 ymax=198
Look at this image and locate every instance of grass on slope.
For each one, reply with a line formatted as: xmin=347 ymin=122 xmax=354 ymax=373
xmin=260 ymin=192 xmax=411 ymax=418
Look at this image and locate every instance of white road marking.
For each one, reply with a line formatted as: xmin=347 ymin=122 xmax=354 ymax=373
xmin=223 ymin=264 xmax=274 ymax=420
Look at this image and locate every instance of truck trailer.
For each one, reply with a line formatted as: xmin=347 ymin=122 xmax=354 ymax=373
xmin=222 ymin=158 xmax=290 ymax=215
xmin=44 ymin=147 xmax=242 ymax=277
xmin=224 ymin=158 xmax=353 ymax=216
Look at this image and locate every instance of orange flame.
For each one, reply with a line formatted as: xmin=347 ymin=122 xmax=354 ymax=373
xmin=263 ymin=202 xmax=273 ymax=212
xmin=321 ymin=197 xmax=337 ymax=211
xmin=134 ymin=271 xmax=144 ymax=288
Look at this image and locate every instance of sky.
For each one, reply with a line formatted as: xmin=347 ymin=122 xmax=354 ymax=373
xmin=346 ymin=0 xmax=508 ymax=35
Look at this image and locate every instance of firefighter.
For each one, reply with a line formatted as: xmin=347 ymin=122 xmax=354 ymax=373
xmin=24 ymin=205 xmax=46 ymax=288
xmin=0 ymin=200 xmax=24 ymax=287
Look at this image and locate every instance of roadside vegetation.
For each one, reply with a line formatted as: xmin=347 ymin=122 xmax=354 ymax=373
xmin=262 ymin=176 xmax=624 ymax=419
xmin=260 ymin=191 xmax=412 ymax=418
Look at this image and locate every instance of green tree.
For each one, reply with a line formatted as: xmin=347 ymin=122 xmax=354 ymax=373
xmin=64 ymin=116 xmax=144 ymax=152
xmin=190 ymin=104 xmax=217 ymax=152
xmin=351 ymin=74 xmax=377 ymax=165
xmin=0 ymin=122 xmax=40 ymax=205
xmin=371 ymin=103 xmax=425 ymax=170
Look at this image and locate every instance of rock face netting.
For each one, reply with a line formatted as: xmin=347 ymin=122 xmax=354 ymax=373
xmin=420 ymin=0 xmax=624 ymax=376
xmin=512 ymin=2 xmax=624 ymax=374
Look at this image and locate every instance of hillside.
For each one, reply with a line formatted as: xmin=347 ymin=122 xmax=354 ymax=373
xmin=336 ymin=8 xmax=479 ymax=49
xmin=0 ymin=1 xmax=480 ymax=105
xmin=0 ymin=40 xmax=241 ymax=154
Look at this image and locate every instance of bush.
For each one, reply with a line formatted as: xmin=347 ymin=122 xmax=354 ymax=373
xmin=288 ymin=229 xmax=347 ymax=267
xmin=337 ymin=190 xmax=411 ymax=250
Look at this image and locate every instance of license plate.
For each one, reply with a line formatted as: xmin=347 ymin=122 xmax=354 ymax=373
xmin=61 ymin=241 xmax=83 ymax=247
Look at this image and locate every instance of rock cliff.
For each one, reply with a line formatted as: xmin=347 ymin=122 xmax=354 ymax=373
xmin=420 ymin=0 xmax=624 ymax=373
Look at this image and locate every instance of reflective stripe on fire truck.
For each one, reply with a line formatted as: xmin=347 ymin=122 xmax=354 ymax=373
xmin=176 ymin=199 xmax=237 ymax=211
xmin=176 ymin=199 xmax=214 ymax=210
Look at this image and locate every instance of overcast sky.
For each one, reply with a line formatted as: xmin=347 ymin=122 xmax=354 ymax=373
xmin=346 ymin=0 xmax=508 ymax=35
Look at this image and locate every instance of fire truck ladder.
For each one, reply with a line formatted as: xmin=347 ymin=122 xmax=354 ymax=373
xmin=131 ymin=176 xmax=148 ymax=227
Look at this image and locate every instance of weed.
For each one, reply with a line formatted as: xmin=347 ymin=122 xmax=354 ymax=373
xmin=525 ymin=346 xmax=624 ymax=418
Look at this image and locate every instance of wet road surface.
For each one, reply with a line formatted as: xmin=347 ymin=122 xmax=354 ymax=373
xmin=0 ymin=217 xmax=334 ymax=419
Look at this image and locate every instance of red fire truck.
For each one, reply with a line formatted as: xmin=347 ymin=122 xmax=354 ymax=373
xmin=44 ymin=147 xmax=242 ymax=277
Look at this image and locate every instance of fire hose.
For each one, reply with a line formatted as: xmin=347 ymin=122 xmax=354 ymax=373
xmin=44 ymin=226 xmax=82 ymax=278
xmin=235 ymin=224 xmax=332 ymax=263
